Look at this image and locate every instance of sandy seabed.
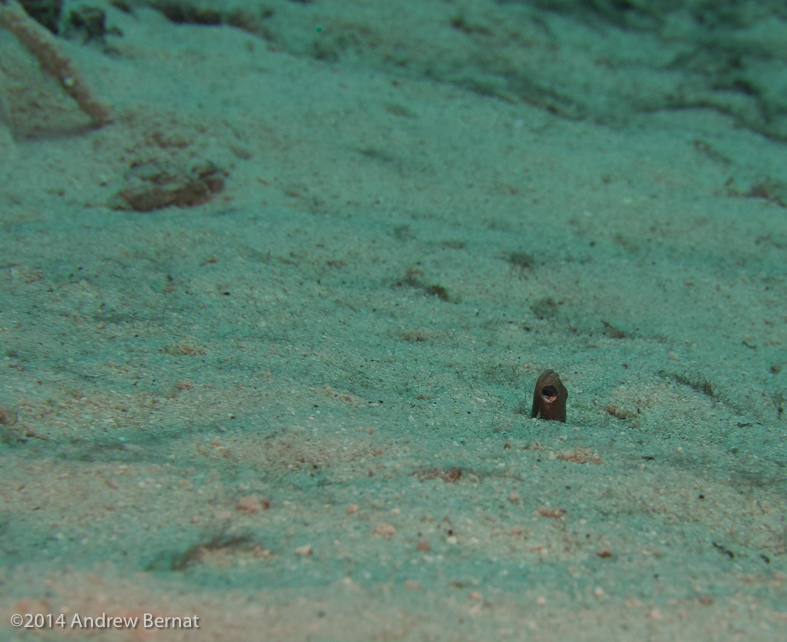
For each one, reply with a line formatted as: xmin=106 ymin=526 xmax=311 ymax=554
xmin=1 ymin=1 xmax=786 ymax=640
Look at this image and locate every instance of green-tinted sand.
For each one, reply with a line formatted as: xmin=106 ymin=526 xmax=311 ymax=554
xmin=1 ymin=1 xmax=786 ymax=639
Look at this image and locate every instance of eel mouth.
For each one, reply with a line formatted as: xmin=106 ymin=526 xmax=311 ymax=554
xmin=540 ymin=385 xmax=558 ymax=403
